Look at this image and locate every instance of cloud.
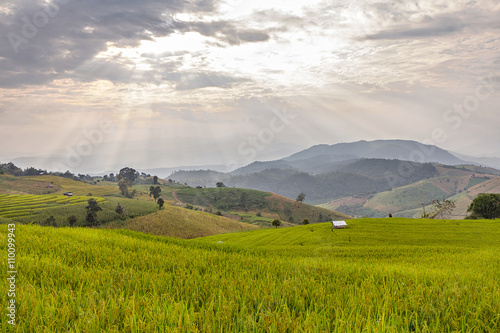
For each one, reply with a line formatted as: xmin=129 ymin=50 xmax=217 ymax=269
xmin=365 ymin=16 xmax=466 ymax=40
xmin=364 ymin=5 xmax=500 ymax=40
xmin=0 ymin=0 xmax=216 ymax=87
xmin=163 ymin=71 xmax=249 ymax=90
xmin=178 ymin=20 xmax=271 ymax=45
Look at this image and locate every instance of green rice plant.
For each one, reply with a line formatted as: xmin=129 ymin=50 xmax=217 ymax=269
xmin=0 ymin=218 xmax=499 ymax=332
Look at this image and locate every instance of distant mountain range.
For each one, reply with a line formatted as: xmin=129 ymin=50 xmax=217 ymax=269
xmin=167 ymin=140 xmax=500 ymax=218
xmin=170 ymin=139 xmax=499 ymax=181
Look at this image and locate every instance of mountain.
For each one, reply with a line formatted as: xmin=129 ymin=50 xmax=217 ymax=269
xmin=285 ymin=140 xmax=466 ymax=165
xmin=228 ymin=140 xmax=469 ymax=176
xmin=451 ymin=152 xmax=500 ymax=170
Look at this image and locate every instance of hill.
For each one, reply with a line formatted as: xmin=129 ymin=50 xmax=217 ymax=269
xmin=170 ymin=159 xmax=440 ymax=203
xmin=174 ymin=187 xmax=349 ymax=225
xmin=322 ymin=165 xmax=500 ymax=218
xmin=25 ymin=175 xmax=121 ymax=197
xmin=0 ymin=174 xmax=264 ymax=237
xmin=101 ymin=204 xmax=258 ymax=239
xmin=2 ymin=219 xmax=498 ymax=331
xmin=0 ymin=174 xmax=62 ymax=195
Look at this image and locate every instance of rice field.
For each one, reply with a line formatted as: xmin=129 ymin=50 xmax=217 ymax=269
xmin=0 ymin=218 xmax=499 ymax=332
xmin=0 ymin=194 xmax=105 ymax=218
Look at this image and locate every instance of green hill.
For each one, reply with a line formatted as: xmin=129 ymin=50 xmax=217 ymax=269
xmin=321 ymin=165 xmax=500 ymax=219
xmin=175 ymin=187 xmax=349 ymax=225
xmin=1 ymin=219 xmax=498 ymax=331
xmin=170 ymin=159 xmax=441 ymax=204
xmin=101 ymin=204 xmax=258 ymax=239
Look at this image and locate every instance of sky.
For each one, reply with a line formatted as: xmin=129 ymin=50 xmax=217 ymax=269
xmin=0 ymin=0 xmax=499 ymax=173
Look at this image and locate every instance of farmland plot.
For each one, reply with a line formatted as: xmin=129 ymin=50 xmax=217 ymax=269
xmin=0 ymin=194 xmax=105 ymax=218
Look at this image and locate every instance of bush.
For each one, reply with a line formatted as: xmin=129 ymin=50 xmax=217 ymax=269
xmin=67 ymin=215 xmax=77 ymax=227
xmin=43 ymin=216 xmax=56 ymax=227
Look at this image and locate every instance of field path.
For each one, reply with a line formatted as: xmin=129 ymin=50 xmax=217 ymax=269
xmin=172 ymin=191 xmax=182 ymax=204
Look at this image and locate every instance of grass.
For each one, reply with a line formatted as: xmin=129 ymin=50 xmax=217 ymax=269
xmin=365 ymin=181 xmax=449 ymax=214
xmin=25 ymin=175 xmax=121 ymax=197
xmin=465 ymin=177 xmax=488 ymax=190
xmin=0 ymin=174 xmax=61 ymax=195
xmin=101 ymin=204 xmax=258 ymax=239
xmin=0 ymin=218 xmax=499 ymax=332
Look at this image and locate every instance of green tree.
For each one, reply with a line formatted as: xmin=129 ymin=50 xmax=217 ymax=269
xmin=216 ymin=182 xmax=226 ymax=188
xmin=272 ymin=219 xmax=281 ymax=228
xmin=153 ymin=175 xmax=159 ymax=185
xmin=302 ymin=218 xmax=310 ymax=225
xmin=150 ymin=186 xmax=162 ymax=203
xmin=118 ymin=167 xmax=137 ymax=198
xmin=115 ymin=203 xmax=125 ymax=219
xmin=467 ymin=193 xmax=500 ymax=219
xmin=296 ymin=192 xmax=306 ymax=204
xmin=67 ymin=215 xmax=77 ymax=227
xmin=157 ymin=198 xmax=165 ymax=210
xmin=240 ymin=191 xmax=249 ymax=211
xmin=85 ymin=198 xmax=103 ymax=227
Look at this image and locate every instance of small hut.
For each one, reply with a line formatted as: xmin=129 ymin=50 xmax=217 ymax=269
xmin=331 ymin=220 xmax=347 ymax=229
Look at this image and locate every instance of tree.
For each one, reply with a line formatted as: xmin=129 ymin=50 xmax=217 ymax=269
xmin=296 ymin=192 xmax=306 ymax=204
xmin=216 ymin=182 xmax=226 ymax=188
xmin=302 ymin=218 xmax=310 ymax=225
xmin=153 ymin=175 xmax=159 ymax=185
xmin=421 ymin=199 xmax=456 ymax=219
xmin=240 ymin=191 xmax=249 ymax=211
xmin=115 ymin=203 xmax=125 ymax=219
xmin=118 ymin=167 xmax=137 ymax=198
xmin=467 ymin=193 xmax=500 ymax=219
xmin=85 ymin=198 xmax=102 ymax=227
xmin=152 ymin=186 xmax=161 ymax=202
xmin=272 ymin=219 xmax=281 ymax=228
xmin=157 ymin=198 xmax=165 ymax=210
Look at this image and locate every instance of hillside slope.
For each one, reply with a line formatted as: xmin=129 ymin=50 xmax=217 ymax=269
xmin=175 ymin=187 xmax=350 ymax=224
xmin=101 ymin=204 xmax=258 ymax=239
xmin=170 ymin=159 xmax=440 ymax=203
xmin=322 ymin=165 xmax=500 ymax=219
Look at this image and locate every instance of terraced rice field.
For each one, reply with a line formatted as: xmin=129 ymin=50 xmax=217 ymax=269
xmin=0 ymin=194 xmax=105 ymax=218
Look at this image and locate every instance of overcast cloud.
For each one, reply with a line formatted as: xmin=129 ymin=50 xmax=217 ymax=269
xmin=0 ymin=0 xmax=499 ymax=172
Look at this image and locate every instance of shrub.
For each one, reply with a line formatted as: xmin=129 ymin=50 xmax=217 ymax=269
xmin=67 ymin=215 xmax=77 ymax=227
